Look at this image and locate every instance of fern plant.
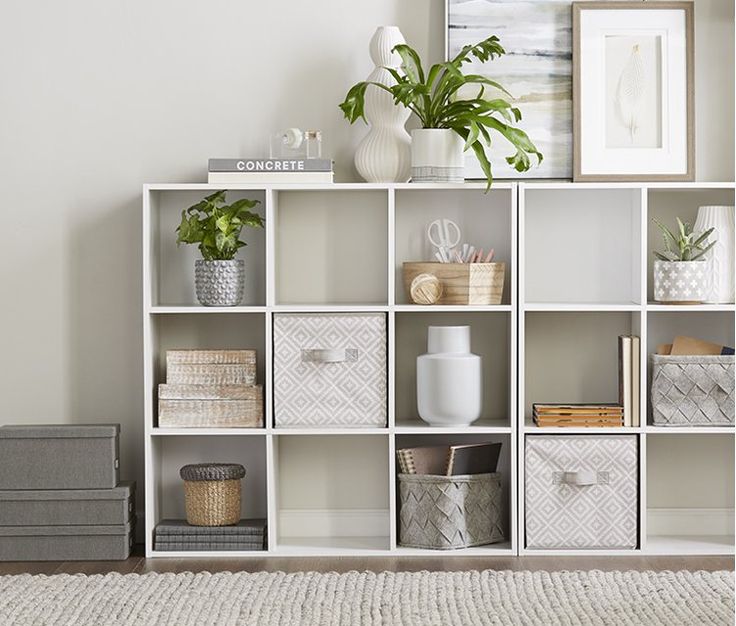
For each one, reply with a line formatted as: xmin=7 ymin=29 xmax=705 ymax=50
xmin=339 ymin=35 xmax=542 ymax=189
xmin=176 ymin=191 xmax=264 ymax=261
xmin=653 ymin=217 xmax=716 ymax=262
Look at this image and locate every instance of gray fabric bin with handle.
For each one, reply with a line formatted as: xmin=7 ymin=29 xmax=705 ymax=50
xmin=650 ymin=354 xmax=735 ymax=426
xmin=0 ymin=482 xmax=134 ymax=526
xmin=0 ymin=523 xmax=134 ymax=561
xmin=0 ymin=424 xmax=120 ymax=489
xmin=398 ymin=472 xmax=505 ymax=549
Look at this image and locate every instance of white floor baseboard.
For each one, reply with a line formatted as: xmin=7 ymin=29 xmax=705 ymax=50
xmin=648 ymin=508 xmax=735 ymax=536
xmin=278 ymin=509 xmax=390 ymax=538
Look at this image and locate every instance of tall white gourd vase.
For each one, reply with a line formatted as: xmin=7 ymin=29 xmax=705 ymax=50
xmin=693 ymin=205 xmax=735 ymax=303
xmin=417 ymin=326 xmax=482 ymax=426
xmin=354 ymin=26 xmax=411 ymax=183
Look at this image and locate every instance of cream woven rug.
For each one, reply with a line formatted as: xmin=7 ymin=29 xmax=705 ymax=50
xmin=0 ymin=570 xmax=733 ymax=625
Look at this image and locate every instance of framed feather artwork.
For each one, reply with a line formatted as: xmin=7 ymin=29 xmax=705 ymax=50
xmin=573 ymin=2 xmax=694 ymax=181
xmin=446 ymin=0 xmax=574 ymax=180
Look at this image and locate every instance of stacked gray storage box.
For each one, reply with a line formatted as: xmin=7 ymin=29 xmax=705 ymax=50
xmin=0 ymin=424 xmax=135 ymax=561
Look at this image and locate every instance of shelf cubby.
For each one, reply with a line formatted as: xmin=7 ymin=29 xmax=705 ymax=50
xmin=522 ymin=187 xmax=643 ymax=307
xmin=645 ymin=433 xmax=734 ymax=554
xmin=146 ymin=189 xmax=267 ymax=308
xmin=273 ymin=434 xmax=391 ymax=553
xmin=394 ymin=311 xmax=512 ymax=430
xmin=273 ymin=189 xmax=388 ymax=305
xmin=393 ymin=187 xmax=514 ymax=305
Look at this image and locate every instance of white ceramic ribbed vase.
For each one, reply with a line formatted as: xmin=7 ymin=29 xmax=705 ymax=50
xmin=693 ymin=205 xmax=735 ymax=303
xmin=354 ymin=26 xmax=411 ymax=183
xmin=416 ymin=326 xmax=482 ymax=426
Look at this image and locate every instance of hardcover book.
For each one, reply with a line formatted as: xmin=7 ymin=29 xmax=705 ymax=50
xmin=208 ymin=158 xmax=334 ymax=172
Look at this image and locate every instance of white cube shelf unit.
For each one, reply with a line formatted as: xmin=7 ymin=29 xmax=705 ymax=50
xmin=519 ymin=182 xmax=735 ymax=556
xmin=143 ymin=182 xmax=517 ymax=558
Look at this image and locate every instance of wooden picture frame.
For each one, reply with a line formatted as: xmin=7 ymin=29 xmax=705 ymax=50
xmin=573 ymin=1 xmax=695 ymax=182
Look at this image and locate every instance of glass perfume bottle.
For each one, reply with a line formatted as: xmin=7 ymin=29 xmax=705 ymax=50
xmin=270 ymin=128 xmax=322 ymax=159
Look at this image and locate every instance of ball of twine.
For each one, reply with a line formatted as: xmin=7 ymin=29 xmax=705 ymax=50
xmin=410 ymin=273 xmax=442 ymax=305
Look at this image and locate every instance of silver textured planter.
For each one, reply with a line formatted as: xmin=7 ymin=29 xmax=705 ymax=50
xmin=195 ymin=260 xmax=244 ymax=306
xmin=653 ymin=260 xmax=707 ymax=304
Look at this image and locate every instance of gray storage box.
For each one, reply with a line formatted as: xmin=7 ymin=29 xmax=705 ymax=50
xmin=650 ymin=354 xmax=735 ymax=426
xmin=0 ymin=523 xmax=134 ymax=561
xmin=0 ymin=424 xmax=119 ymax=489
xmin=398 ymin=473 xmax=505 ymax=550
xmin=0 ymin=482 xmax=134 ymax=526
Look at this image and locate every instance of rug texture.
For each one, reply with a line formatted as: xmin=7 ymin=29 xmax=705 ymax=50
xmin=0 ymin=569 xmax=732 ymax=625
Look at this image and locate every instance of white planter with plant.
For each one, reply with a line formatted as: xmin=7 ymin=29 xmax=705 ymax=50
xmin=176 ymin=191 xmax=264 ymax=307
xmin=339 ymin=36 xmax=542 ymax=188
xmin=653 ymin=217 xmax=715 ymax=304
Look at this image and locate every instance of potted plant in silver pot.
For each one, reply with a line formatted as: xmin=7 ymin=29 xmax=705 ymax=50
xmin=653 ymin=217 xmax=715 ymax=304
xmin=176 ymin=191 xmax=264 ymax=306
xmin=339 ymin=36 xmax=542 ymax=189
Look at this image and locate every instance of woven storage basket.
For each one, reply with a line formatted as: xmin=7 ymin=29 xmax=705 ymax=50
xmin=650 ymin=355 xmax=735 ymax=426
xmin=180 ymin=464 xmax=245 ymax=526
xmin=398 ymin=472 xmax=504 ymax=549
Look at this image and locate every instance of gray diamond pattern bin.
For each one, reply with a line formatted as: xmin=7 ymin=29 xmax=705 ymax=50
xmin=650 ymin=355 xmax=735 ymax=426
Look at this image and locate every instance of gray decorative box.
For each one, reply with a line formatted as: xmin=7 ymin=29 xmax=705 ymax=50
xmin=398 ymin=473 xmax=505 ymax=550
xmin=0 ymin=424 xmax=119 ymax=490
xmin=525 ymin=435 xmax=638 ymax=549
xmin=650 ymin=354 xmax=735 ymax=426
xmin=0 ymin=482 xmax=134 ymax=526
xmin=0 ymin=523 xmax=134 ymax=561
xmin=154 ymin=518 xmax=266 ymax=552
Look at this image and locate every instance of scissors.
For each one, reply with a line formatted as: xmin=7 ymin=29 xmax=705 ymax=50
xmin=427 ymin=218 xmax=462 ymax=263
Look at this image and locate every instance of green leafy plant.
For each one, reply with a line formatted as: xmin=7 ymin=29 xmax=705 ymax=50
xmin=176 ymin=191 xmax=264 ymax=261
xmin=339 ymin=35 xmax=542 ymax=189
xmin=653 ymin=217 xmax=716 ymax=262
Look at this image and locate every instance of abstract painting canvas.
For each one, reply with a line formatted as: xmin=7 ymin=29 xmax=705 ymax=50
xmin=447 ymin=0 xmax=573 ymax=179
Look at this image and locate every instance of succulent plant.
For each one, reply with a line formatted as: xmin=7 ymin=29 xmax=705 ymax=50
xmin=653 ymin=217 xmax=716 ymax=262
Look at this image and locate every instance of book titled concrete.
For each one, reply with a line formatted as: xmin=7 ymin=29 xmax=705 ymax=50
xmin=208 ymin=171 xmax=333 ymax=184
xmin=209 ymin=158 xmax=333 ymax=172
xmin=155 ymin=519 xmax=266 ymax=536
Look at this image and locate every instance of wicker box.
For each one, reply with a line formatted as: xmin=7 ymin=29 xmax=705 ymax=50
xmin=0 ymin=425 xmax=119 ymax=490
xmin=0 ymin=482 xmax=134 ymax=526
xmin=650 ymin=354 xmax=735 ymax=426
xmin=166 ymin=350 xmax=256 ymax=386
xmin=158 ymin=384 xmax=263 ymax=428
xmin=402 ymin=262 xmax=505 ymax=305
xmin=273 ymin=313 xmax=387 ymax=427
xmin=398 ymin=473 xmax=505 ymax=549
xmin=525 ymin=435 xmax=638 ymax=549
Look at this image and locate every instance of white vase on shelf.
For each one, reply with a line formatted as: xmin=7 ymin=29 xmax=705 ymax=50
xmin=354 ymin=26 xmax=411 ymax=183
xmin=416 ymin=326 xmax=482 ymax=426
xmin=693 ymin=205 xmax=735 ymax=303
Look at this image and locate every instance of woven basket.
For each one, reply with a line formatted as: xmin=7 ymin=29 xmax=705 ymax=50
xmin=180 ymin=464 xmax=245 ymax=526
xmin=650 ymin=355 xmax=735 ymax=426
xmin=398 ymin=472 xmax=505 ymax=549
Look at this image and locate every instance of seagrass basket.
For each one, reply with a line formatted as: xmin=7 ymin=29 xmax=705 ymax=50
xmin=179 ymin=463 xmax=245 ymax=526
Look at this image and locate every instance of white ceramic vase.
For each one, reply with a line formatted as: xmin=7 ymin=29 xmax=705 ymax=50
xmin=653 ymin=260 xmax=708 ymax=303
xmin=416 ymin=326 xmax=482 ymax=426
xmin=411 ymin=129 xmax=465 ymax=183
xmin=354 ymin=26 xmax=411 ymax=183
xmin=693 ymin=205 xmax=735 ymax=303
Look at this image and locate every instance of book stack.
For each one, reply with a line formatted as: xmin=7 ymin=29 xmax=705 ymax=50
xmin=618 ymin=335 xmax=641 ymax=427
xmin=158 ymin=350 xmax=263 ymax=428
xmin=533 ymin=404 xmax=625 ymax=427
xmin=208 ymin=158 xmax=333 ymax=184
xmin=154 ymin=519 xmax=266 ymax=552
xmin=396 ymin=442 xmax=502 ymax=476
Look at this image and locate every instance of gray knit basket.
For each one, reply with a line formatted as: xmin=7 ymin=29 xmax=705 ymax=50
xmin=179 ymin=464 xmax=245 ymax=481
xmin=650 ymin=354 xmax=735 ymax=426
xmin=398 ymin=472 xmax=505 ymax=550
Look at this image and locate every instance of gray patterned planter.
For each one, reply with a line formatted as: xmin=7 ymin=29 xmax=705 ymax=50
xmin=195 ymin=260 xmax=244 ymax=306
xmin=653 ymin=260 xmax=707 ymax=303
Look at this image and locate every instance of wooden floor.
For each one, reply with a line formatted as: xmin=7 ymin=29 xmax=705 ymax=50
xmin=0 ymin=547 xmax=732 ymax=576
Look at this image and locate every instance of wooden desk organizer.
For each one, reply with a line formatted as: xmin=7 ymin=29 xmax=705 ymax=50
xmin=402 ymin=262 xmax=505 ymax=305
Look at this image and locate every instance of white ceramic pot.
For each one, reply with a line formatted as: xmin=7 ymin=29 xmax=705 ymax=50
xmin=416 ymin=326 xmax=482 ymax=426
xmin=693 ymin=205 xmax=735 ymax=303
xmin=411 ymin=129 xmax=465 ymax=183
xmin=653 ymin=260 xmax=708 ymax=303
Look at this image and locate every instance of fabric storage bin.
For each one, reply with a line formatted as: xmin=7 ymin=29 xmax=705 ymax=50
xmin=0 ymin=425 xmax=119 ymax=489
xmin=525 ymin=435 xmax=638 ymax=549
xmin=398 ymin=473 xmax=505 ymax=549
xmin=0 ymin=523 xmax=134 ymax=561
xmin=273 ymin=313 xmax=387 ymax=427
xmin=0 ymin=482 xmax=134 ymax=526
xmin=650 ymin=354 xmax=735 ymax=426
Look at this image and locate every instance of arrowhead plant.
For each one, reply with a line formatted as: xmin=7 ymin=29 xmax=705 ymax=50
xmin=338 ymin=35 xmax=543 ymax=189
xmin=653 ymin=217 xmax=716 ymax=262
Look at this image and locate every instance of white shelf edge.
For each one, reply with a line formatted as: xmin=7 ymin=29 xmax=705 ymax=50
xmin=520 ymin=548 xmax=643 ymax=556
xmin=523 ymin=302 xmax=642 ymax=312
xmin=646 ymin=303 xmax=736 ymax=312
xmin=643 ymin=426 xmax=735 ymax=435
xmin=522 ymin=426 xmax=644 ymax=435
xmin=150 ymin=428 xmax=268 ymax=436
xmin=272 ymin=428 xmax=389 ymax=436
xmin=644 ymin=535 xmax=735 ymax=555
xmin=148 ymin=305 xmax=267 ymax=314
xmin=394 ymin=304 xmax=512 ymax=312
xmin=150 ymin=550 xmax=268 ymax=558
xmin=143 ymin=181 xmax=516 ymax=192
